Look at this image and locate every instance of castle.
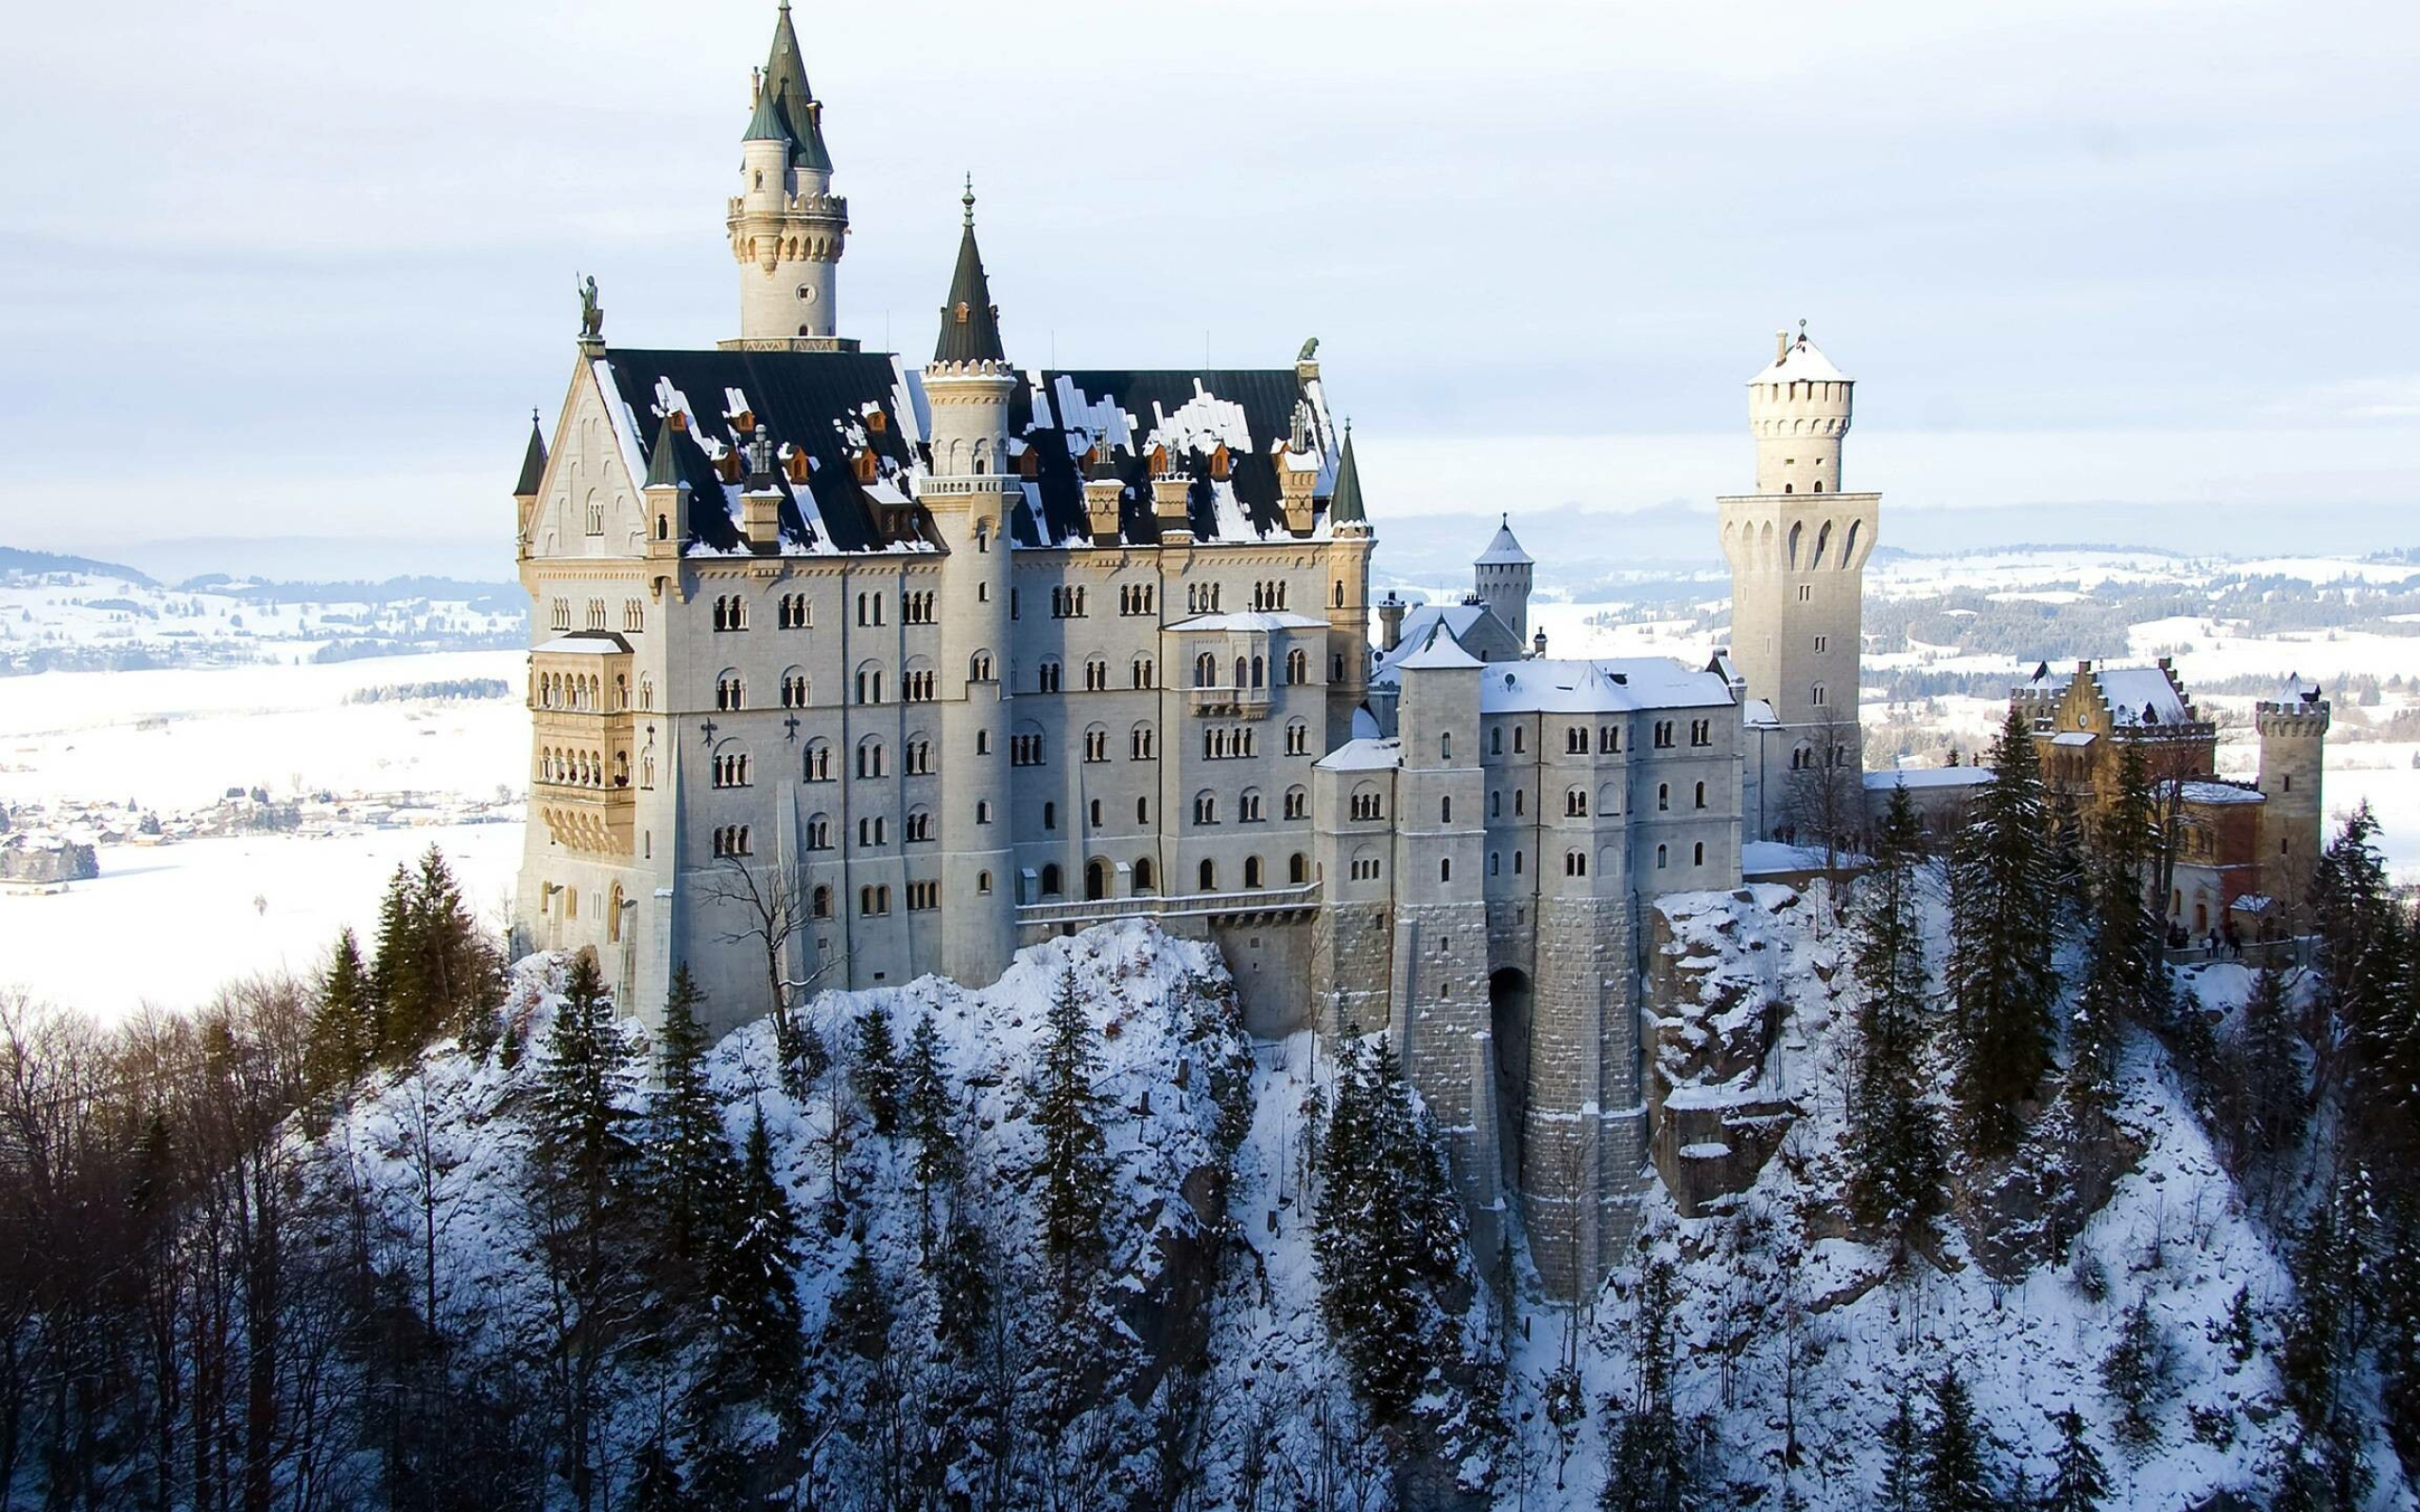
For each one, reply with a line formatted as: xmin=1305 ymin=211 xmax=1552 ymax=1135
xmin=510 ymin=3 xmax=1878 ymax=1297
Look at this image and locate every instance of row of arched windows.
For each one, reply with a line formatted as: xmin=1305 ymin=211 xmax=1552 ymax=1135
xmin=536 ymin=746 xmax=626 ymax=788
xmin=535 ymin=670 xmax=626 ymax=713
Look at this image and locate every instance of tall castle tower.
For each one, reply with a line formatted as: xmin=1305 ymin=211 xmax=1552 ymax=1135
xmin=1718 ymin=324 xmax=1880 ymax=826
xmin=726 ymin=1 xmax=852 ymax=351
xmin=1473 ymin=515 xmax=1533 ymax=644
xmin=2256 ymin=679 xmax=2331 ymax=931
xmin=922 ymin=184 xmax=1020 ymax=985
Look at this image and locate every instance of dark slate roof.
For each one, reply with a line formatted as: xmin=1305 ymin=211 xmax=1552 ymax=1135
xmin=1329 ymin=427 xmax=1367 ymax=524
xmin=1008 ymin=368 xmax=1335 ymax=548
xmin=934 ymin=212 xmax=1005 ymax=365
xmin=596 ymin=348 xmax=921 ymax=555
xmin=513 ymin=412 xmax=548 ymax=496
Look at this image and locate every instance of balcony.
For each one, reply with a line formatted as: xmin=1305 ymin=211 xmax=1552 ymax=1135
xmin=533 ymin=778 xmax=636 ymax=857
xmin=1187 ymin=684 xmax=1271 ymax=719
xmin=1017 ymin=879 xmax=1320 ymax=932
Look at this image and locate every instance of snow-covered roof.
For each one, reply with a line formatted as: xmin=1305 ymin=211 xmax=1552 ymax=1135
xmin=2176 ymin=781 xmax=2265 ymax=806
xmin=1370 ymin=601 xmax=1521 ymax=686
xmin=2095 ymin=666 xmax=2193 ymax=728
xmin=1743 ymin=841 xmax=1846 ymax=875
xmin=2050 ymin=731 xmax=2097 ymax=747
xmin=2230 ymin=894 xmax=2276 ymax=913
xmin=586 ymin=348 xmax=1339 ymax=558
xmin=533 ymin=631 xmax=633 ymax=656
xmin=1349 ymin=704 xmax=1381 ymax=740
xmin=1315 ymin=737 xmax=1402 ymax=772
xmin=1395 ymin=627 xmax=1485 ymax=672
xmin=1167 ymin=610 xmax=1329 ymax=633
xmin=1748 ymin=330 xmax=1850 ymax=387
xmin=1741 ymin=697 xmax=1778 ymax=728
xmin=1475 ymin=516 xmax=1531 ymax=566
xmin=1863 ymin=765 xmax=1996 ymax=791
xmin=1478 ymin=657 xmax=1734 ymax=714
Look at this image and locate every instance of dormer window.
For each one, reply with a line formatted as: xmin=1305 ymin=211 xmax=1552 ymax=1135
xmin=1210 ymin=442 xmax=1232 ymax=481
xmin=865 ymin=410 xmax=886 ymax=433
xmin=1148 ymin=444 xmax=1169 ymax=478
xmin=853 ymin=450 xmax=878 ymax=484
xmin=786 ymin=449 xmax=811 ymax=484
xmin=955 ymin=301 xmax=971 ymax=324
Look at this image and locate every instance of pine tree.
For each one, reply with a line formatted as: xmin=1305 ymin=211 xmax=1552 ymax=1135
xmin=648 ymin=968 xmax=736 ymax=1274
xmin=412 ymin=845 xmax=496 ymax=1048
xmin=932 ymin=1211 xmax=994 ymax=1361
xmin=535 ymin=954 xmax=642 ymax=1216
xmin=2040 ymin=1406 xmax=2110 ymax=1512
xmin=851 ymin=1002 xmax=901 ymax=1135
xmin=2232 ymin=954 xmax=2308 ymax=1161
xmin=1946 ymin=707 xmax=2061 ymax=1154
xmin=1877 ymin=1391 xmax=1921 ymax=1511
xmin=1917 ymin=1367 xmax=1993 ymax=1512
xmin=902 ymin=1011 xmax=959 ymax=1252
xmin=828 ymin=1238 xmax=892 ymax=1361
xmin=1843 ymin=783 xmax=1945 ymax=1242
xmin=2071 ymin=738 xmax=2162 ymax=1116
xmin=2099 ymin=1297 xmax=2166 ymax=1444
xmin=306 ymin=927 xmax=376 ymax=1092
xmin=1312 ymin=1033 xmax=1466 ymax=1422
xmin=1031 ymin=965 xmax=1109 ymax=1296
xmin=714 ymin=1106 xmax=804 ymax=1396
xmin=369 ymin=864 xmax=420 ymax=1059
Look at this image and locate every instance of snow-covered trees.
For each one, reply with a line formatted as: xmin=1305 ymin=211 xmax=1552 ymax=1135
xmin=1843 ymin=783 xmax=1945 ymax=1244
xmin=1915 ymin=1367 xmax=1994 ymax=1512
xmin=850 ymin=1000 xmax=901 ymax=1135
xmin=1946 ymin=707 xmax=2061 ymax=1154
xmin=369 ymin=846 xmax=502 ymax=1061
xmin=2069 ymin=736 xmax=2163 ymax=1116
xmin=1312 ymin=1032 xmax=1466 ymax=1424
xmin=304 ymin=926 xmax=374 ymax=1092
xmin=647 ymin=968 xmax=735 ymax=1271
xmin=2099 ymin=1297 xmax=2169 ymax=1445
xmin=1032 ymin=965 xmax=1110 ymax=1297
xmin=2041 ymin=1405 xmax=2111 ymax=1511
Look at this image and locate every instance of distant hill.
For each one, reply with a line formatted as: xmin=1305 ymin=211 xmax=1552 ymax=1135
xmin=0 ymin=546 xmax=159 ymax=588
xmin=179 ymin=574 xmax=521 ymax=612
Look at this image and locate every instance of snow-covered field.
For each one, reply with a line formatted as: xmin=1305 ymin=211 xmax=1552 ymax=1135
xmin=0 ymin=649 xmax=527 ymax=811
xmin=0 ymin=821 xmax=523 ymax=1019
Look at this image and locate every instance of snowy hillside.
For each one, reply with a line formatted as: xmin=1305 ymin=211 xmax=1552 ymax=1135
xmin=1476 ymin=884 xmax=2342 ymax=1510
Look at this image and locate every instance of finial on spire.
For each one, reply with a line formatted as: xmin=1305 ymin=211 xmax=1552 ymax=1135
xmin=962 ymin=174 xmax=976 ymax=229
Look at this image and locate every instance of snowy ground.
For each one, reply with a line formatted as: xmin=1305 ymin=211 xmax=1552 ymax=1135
xmin=0 ymin=649 xmax=527 ymax=812
xmin=0 ymin=821 xmax=523 ymax=1020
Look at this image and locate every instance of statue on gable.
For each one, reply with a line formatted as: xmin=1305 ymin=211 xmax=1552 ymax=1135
xmin=577 ymin=274 xmax=604 ymax=341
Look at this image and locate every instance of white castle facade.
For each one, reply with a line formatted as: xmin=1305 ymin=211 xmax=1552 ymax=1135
xmin=510 ymin=4 xmax=1881 ymax=1297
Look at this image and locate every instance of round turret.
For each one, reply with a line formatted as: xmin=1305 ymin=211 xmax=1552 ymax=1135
xmin=1747 ymin=322 xmax=1854 ymax=496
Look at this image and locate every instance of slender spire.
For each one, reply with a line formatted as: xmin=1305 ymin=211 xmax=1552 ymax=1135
xmin=513 ymin=408 xmax=547 ymax=496
xmin=934 ymin=179 xmax=1005 ymax=365
xmin=743 ymin=77 xmax=791 ymax=144
xmin=760 ymin=0 xmax=830 ymax=172
xmin=643 ymin=415 xmax=687 ymax=490
xmin=1328 ymin=421 xmax=1367 ymax=525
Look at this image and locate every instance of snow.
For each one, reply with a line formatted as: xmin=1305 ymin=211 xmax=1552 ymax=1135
xmin=1167 ymin=610 xmax=1330 ymax=633
xmin=1746 ymin=333 xmax=1850 ymax=386
xmin=2178 ymin=781 xmax=2265 ymax=806
xmin=1742 ymin=840 xmax=1841 ymax=874
xmin=1314 ymin=736 xmax=1402 ymax=771
xmin=1394 ymin=628 xmax=1485 ymax=671
xmin=2094 ymin=665 xmax=2194 ymax=727
xmin=1864 ymin=765 xmax=1996 ymax=791
xmin=1478 ymin=656 xmax=1734 ymax=713
xmin=0 ymin=821 xmax=521 ymax=1020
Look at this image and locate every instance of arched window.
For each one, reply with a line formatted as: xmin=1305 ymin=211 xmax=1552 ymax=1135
xmin=1040 ymin=864 xmax=1063 ymax=897
xmin=1440 ymin=857 xmax=1452 ymax=884
xmin=1658 ymin=783 xmax=1670 ymax=812
xmin=1694 ymin=781 xmax=1707 ymax=810
xmin=1289 ymin=852 xmax=1308 ymax=885
xmin=1441 ymin=796 xmax=1452 ymax=823
xmin=1134 ymin=857 xmax=1156 ymax=894
xmin=1244 ymin=855 xmax=1264 ymax=889
xmin=1199 ymin=858 xmax=1217 ymax=891
xmin=1693 ymin=841 xmax=1705 ymax=867
xmin=1657 ymin=844 xmax=1669 ymax=869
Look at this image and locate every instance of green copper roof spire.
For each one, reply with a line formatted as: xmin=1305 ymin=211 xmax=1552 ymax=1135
xmin=643 ymin=415 xmax=687 ymax=490
xmin=513 ymin=409 xmax=547 ymax=496
xmin=1328 ymin=420 xmax=1367 ymax=524
xmin=933 ymin=178 xmax=1005 ymax=365
xmin=760 ymin=1 xmax=830 ymax=174
xmin=743 ymin=75 xmax=791 ymax=143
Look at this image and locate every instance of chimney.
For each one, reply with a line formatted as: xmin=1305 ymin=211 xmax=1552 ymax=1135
xmin=1532 ymin=627 xmax=1548 ymax=659
xmin=1377 ymin=592 xmax=1407 ymax=652
xmin=1776 ymin=329 xmax=1789 ymax=362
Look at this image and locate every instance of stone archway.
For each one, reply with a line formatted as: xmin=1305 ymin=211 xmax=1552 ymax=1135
xmin=1489 ymin=967 xmax=1533 ymax=1192
xmin=1085 ymin=858 xmax=1109 ymax=902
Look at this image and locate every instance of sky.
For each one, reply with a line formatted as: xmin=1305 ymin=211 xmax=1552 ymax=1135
xmin=3 ymin=0 xmax=2416 ymax=581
